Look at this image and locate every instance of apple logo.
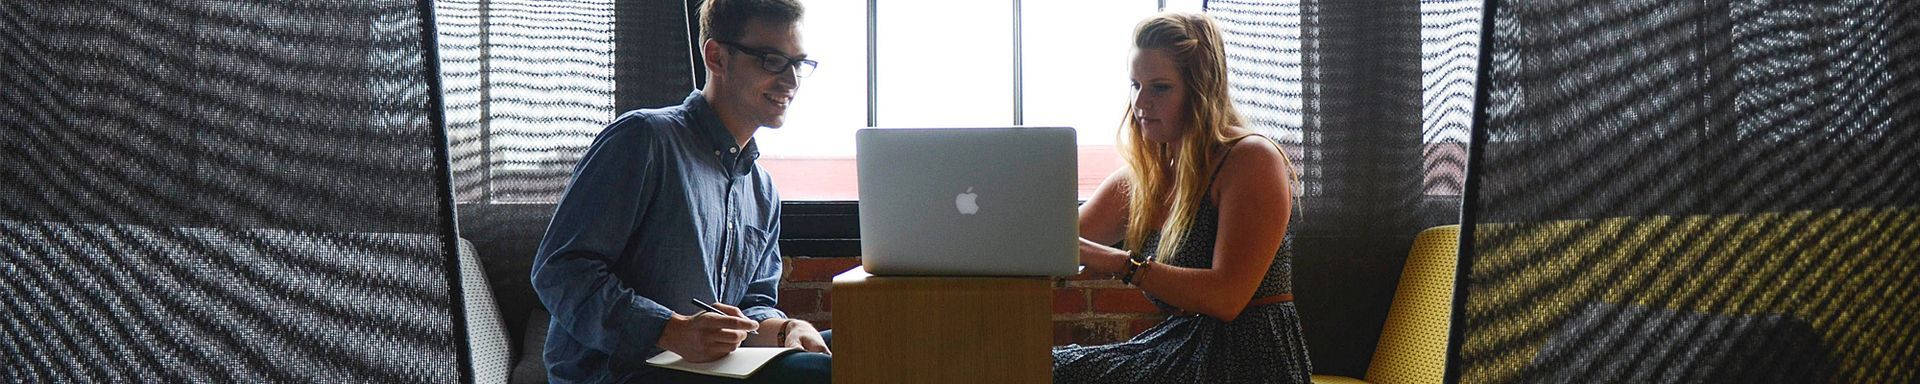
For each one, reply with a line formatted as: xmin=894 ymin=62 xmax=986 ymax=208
xmin=955 ymin=187 xmax=980 ymax=215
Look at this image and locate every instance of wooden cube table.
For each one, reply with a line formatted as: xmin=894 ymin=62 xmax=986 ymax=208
xmin=830 ymin=268 xmax=1052 ymax=383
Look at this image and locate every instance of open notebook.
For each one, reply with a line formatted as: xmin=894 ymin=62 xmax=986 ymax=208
xmin=646 ymin=347 xmax=800 ymax=379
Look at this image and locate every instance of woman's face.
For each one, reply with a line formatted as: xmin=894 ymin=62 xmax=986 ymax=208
xmin=1131 ymin=48 xmax=1188 ymax=144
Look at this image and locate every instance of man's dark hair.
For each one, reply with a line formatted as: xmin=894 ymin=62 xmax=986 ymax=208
xmin=698 ymin=0 xmax=804 ymax=44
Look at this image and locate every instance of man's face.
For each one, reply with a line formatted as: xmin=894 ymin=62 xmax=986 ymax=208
xmin=715 ymin=20 xmax=803 ymax=130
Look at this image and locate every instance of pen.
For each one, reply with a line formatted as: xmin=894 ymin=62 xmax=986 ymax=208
xmin=690 ymin=299 xmax=759 ymax=335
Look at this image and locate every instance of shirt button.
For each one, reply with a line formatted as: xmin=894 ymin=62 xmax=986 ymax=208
xmin=728 ymin=147 xmax=738 ymax=154
xmin=714 ymin=150 xmax=721 ymax=156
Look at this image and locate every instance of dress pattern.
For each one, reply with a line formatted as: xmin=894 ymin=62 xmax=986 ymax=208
xmin=1054 ymin=139 xmax=1313 ymax=384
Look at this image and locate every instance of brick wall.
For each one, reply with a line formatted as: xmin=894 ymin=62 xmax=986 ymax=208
xmin=774 ymin=257 xmax=1167 ymax=347
xmin=1051 ymin=271 xmax=1169 ymax=346
xmin=773 ymin=257 xmax=858 ymax=331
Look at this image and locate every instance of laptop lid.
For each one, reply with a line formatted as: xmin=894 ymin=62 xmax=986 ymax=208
xmin=855 ymin=127 xmax=1080 ymax=276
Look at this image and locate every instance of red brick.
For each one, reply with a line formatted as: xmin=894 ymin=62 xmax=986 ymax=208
xmin=1063 ymin=279 xmax=1131 ymax=289
xmin=790 ymin=312 xmax=830 ymax=326
xmin=819 ymin=288 xmax=832 ymax=312
xmin=1054 ymin=319 xmax=1129 ymax=346
xmin=785 ymin=257 xmax=861 ymax=282
xmin=1053 ymin=288 xmax=1088 ymax=314
xmin=1092 ymin=289 xmax=1160 ymax=313
xmin=1055 ymin=320 xmax=1104 ymax=346
xmin=809 ymin=320 xmax=830 ymax=331
xmin=777 ymin=288 xmax=821 ymax=316
xmin=794 ymin=312 xmax=830 ymax=324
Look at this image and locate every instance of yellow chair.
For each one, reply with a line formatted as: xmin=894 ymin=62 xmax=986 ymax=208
xmin=1313 ymin=225 xmax=1458 ymax=384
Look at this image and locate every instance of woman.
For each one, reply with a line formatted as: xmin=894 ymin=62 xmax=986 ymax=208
xmin=1053 ymin=12 xmax=1311 ymax=384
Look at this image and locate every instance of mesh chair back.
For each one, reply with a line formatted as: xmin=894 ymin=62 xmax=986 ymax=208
xmin=461 ymin=239 xmax=511 ymax=384
xmin=1366 ymin=225 xmax=1458 ymax=384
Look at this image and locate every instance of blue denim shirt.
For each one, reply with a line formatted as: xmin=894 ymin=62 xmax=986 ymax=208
xmin=532 ymin=90 xmax=785 ymax=383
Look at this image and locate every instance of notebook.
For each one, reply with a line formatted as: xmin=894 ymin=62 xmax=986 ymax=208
xmin=855 ymin=127 xmax=1081 ymax=277
xmin=645 ymin=347 xmax=801 ymax=379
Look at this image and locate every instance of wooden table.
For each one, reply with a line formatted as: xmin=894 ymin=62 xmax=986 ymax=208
xmin=830 ymin=268 xmax=1052 ymax=383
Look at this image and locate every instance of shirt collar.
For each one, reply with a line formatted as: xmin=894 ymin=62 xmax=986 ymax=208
xmin=684 ymin=90 xmax=762 ymax=175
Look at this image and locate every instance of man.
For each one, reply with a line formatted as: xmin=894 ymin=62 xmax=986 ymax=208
xmin=531 ymin=0 xmax=828 ymax=382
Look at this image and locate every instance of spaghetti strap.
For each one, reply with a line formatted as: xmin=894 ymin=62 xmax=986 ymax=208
xmin=1205 ymin=134 xmax=1268 ymax=192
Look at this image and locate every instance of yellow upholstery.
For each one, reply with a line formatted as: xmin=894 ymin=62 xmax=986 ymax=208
xmin=1310 ymin=373 xmax=1374 ymax=384
xmin=1458 ymin=208 xmax=1920 ymax=383
xmin=1315 ymin=225 xmax=1459 ymax=384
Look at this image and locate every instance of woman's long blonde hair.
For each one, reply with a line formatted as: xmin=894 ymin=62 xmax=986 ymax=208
xmin=1122 ymin=12 xmax=1251 ymax=262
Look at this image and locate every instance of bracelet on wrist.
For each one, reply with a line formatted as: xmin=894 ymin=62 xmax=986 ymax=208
xmin=777 ymin=319 xmax=798 ymax=341
xmin=1122 ymin=251 xmax=1152 ymax=285
xmin=1134 ymin=258 xmax=1151 ymax=286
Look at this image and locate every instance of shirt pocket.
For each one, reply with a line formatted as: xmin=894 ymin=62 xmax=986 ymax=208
xmin=740 ymin=225 xmax=776 ymax=277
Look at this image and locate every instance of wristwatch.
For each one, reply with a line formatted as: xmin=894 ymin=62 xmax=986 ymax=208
xmin=777 ymin=319 xmax=797 ymax=341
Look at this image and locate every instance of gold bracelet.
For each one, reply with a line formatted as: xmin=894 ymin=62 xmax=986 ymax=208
xmin=1134 ymin=259 xmax=1151 ymax=286
xmin=1123 ymin=252 xmax=1151 ymax=285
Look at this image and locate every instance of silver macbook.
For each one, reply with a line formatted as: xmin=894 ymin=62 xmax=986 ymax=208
xmin=856 ymin=127 xmax=1079 ymax=277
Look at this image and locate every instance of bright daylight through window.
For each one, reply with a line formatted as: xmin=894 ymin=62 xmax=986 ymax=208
xmin=755 ymin=0 xmax=1166 ymax=200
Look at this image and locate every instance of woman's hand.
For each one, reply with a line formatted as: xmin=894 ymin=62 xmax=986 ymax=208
xmin=1079 ymin=237 xmax=1129 ymax=276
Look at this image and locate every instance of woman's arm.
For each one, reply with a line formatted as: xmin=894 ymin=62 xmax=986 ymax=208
xmin=1079 ymin=169 xmax=1132 ymax=246
xmin=1132 ymin=139 xmax=1294 ymax=322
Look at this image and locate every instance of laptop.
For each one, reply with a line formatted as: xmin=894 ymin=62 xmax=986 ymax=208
xmin=856 ymin=127 xmax=1080 ymax=277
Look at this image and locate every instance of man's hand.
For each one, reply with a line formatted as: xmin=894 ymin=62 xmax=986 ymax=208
xmin=656 ymin=303 xmax=760 ymax=363
xmin=780 ymin=319 xmax=831 ymax=355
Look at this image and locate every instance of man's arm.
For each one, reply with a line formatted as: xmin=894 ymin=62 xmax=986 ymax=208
xmin=530 ymin=117 xmax=671 ymax=360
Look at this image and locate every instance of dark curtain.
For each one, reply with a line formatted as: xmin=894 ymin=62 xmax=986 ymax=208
xmin=1209 ymin=0 xmax=1474 ymax=376
xmin=1 ymin=1 xmax=465 ymax=381
xmin=441 ymin=0 xmax=689 ymax=204
xmin=1461 ymin=0 xmax=1920 ymax=382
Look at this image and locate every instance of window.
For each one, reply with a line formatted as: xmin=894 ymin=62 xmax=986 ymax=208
xmin=759 ymin=0 xmax=1163 ymax=200
xmin=875 ymin=2 xmax=1015 ymax=127
xmin=753 ymin=0 xmax=868 ymax=200
xmin=444 ymin=0 xmax=1264 ymax=203
xmin=1022 ymin=0 xmax=1158 ymax=197
xmin=441 ymin=0 xmax=619 ymax=204
xmin=1162 ymin=0 xmax=1206 ymax=12
xmin=1419 ymin=0 xmax=1478 ymax=196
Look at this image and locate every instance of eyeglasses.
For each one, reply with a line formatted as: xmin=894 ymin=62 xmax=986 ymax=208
xmin=717 ymin=40 xmax=817 ymax=78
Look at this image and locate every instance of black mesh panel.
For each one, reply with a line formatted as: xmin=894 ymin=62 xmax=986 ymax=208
xmin=1460 ymin=0 xmax=1920 ymax=382
xmin=1 ymin=1 xmax=463 ymax=381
